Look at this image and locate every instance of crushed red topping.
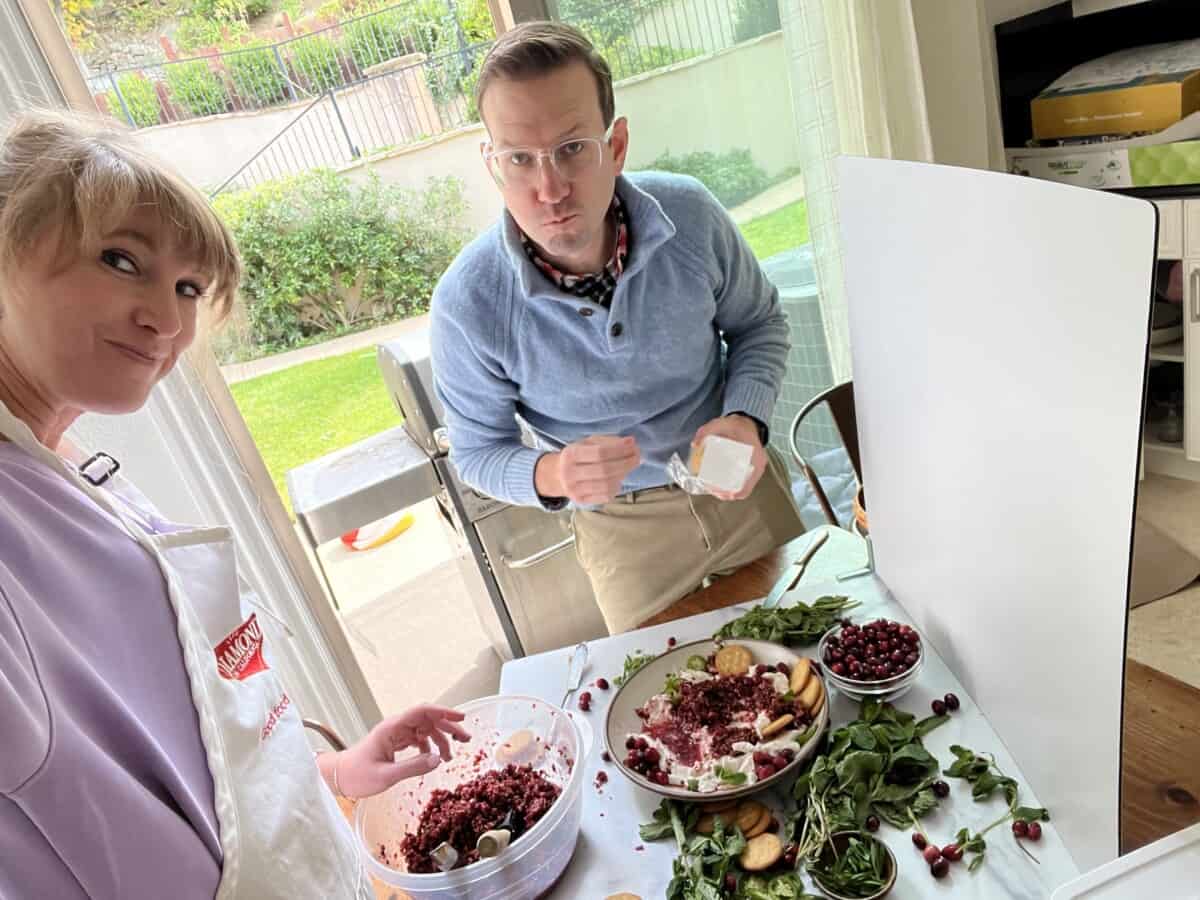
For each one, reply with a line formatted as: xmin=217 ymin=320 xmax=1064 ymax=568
xmin=394 ymin=765 xmax=560 ymax=873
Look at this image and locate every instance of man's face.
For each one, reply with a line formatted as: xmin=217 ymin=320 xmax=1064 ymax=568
xmin=481 ymin=60 xmax=629 ymax=274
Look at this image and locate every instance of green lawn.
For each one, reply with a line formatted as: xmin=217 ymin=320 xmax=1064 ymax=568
xmin=232 ymin=198 xmax=809 ymax=516
xmin=739 ymin=199 xmax=810 ymax=260
xmin=229 ymin=347 xmax=398 ymax=516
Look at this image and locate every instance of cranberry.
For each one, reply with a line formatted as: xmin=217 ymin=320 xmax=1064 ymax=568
xmin=724 ymin=873 xmax=738 ymax=892
xmin=878 ymin=640 xmax=890 ymax=653
xmin=667 ymin=637 xmax=677 ymax=647
xmin=942 ymin=843 xmax=963 ymax=861
xmin=932 ymin=780 xmax=950 ymax=798
xmin=624 ymin=754 xmax=636 ymax=767
xmin=912 ymin=833 xmax=928 ymax=850
xmin=1027 ymin=822 xmax=1042 ymax=841
xmin=596 ymin=771 xmax=608 ymax=784
xmin=944 ymin=692 xmax=960 ymax=711
xmin=654 ymin=770 xmax=669 ymax=786
xmin=772 ymin=754 xmax=789 ymax=771
xmin=874 ymin=665 xmax=889 ymax=679
xmin=831 ymin=663 xmax=846 ymax=676
xmin=906 ymin=652 xmax=919 ymax=666
xmin=831 ymin=649 xmax=845 ymax=662
xmin=644 ymin=747 xmax=661 ymax=766
xmin=931 ymin=858 xmax=950 ymax=879
xmin=601 ymin=751 xmax=611 ymax=762
xmin=865 ymin=815 xmax=880 ymax=832
xmin=776 ymin=662 xmax=790 ymax=676
xmin=849 ymin=661 xmax=862 ymax=677
xmin=782 ymin=847 xmax=798 ymax=868
xmin=931 ymin=699 xmax=947 ymax=716
xmin=866 ymin=643 xmax=879 ymax=656
xmin=596 ymin=677 xmax=610 ymax=690
xmin=578 ymin=692 xmax=591 ymax=711
xmin=626 ymin=737 xmax=637 ymax=749
xmin=636 ymin=738 xmax=648 ymax=749
xmin=1012 ymin=820 xmax=1029 ymax=837
xmin=753 ymin=751 xmax=771 ymax=765
xmin=755 ymin=764 xmax=776 ymax=781
xmin=890 ymin=649 xmax=905 ymax=663
xmin=922 ymin=845 xmax=942 ymax=864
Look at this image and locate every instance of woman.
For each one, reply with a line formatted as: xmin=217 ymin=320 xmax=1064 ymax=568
xmin=0 ymin=111 xmax=468 ymax=899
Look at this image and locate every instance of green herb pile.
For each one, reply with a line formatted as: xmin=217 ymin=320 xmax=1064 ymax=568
xmin=614 ymin=651 xmax=657 ymax=687
xmin=791 ymin=699 xmax=948 ymax=862
xmin=713 ymin=596 xmax=859 ymax=645
xmin=640 ymin=801 xmax=817 ymax=900
xmin=807 ymin=834 xmax=890 ymax=898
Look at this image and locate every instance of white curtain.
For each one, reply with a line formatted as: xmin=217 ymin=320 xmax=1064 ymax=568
xmin=780 ymin=0 xmax=933 ymax=382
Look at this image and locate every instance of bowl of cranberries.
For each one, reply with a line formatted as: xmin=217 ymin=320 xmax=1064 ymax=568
xmin=817 ymin=618 xmax=924 ymax=702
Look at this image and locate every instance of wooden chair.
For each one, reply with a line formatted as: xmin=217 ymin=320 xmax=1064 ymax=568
xmin=787 ymin=382 xmax=862 ymax=528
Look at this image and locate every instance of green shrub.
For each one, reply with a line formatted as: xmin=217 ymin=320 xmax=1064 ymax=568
xmin=344 ymin=8 xmax=410 ymax=70
xmin=557 ymin=0 xmax=635 ymax=47
xmin=606 ymin=40 xmax=698 ymax=81
xmin=733 ymin=0 xmax=782 ymax=43
xmin=213 ymin=169 xmax=469 ymax=349
xmin=175 ymin=14 xmax=248 ymax=51
xmin=165 ymin=59 xmax=230 ymax=116
xmin=226 ymin=41 xmax=289 ymax=107
xmin=243 ymin=0 xmax=271 ymax=18
xmin=105 ymin=72 xmax=161 ymax=127
xmin=650 ymin=148 xmax=769 ymax=208
xmin=288 ymin=34 xmax=345 ymax=92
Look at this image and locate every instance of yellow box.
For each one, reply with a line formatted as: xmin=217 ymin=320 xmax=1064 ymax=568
xmin=1032 ymin=70 xmax=1200 ymax=141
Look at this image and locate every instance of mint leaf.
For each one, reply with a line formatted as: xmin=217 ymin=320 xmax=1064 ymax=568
xmin=915 ymin=713 xmax=949 ymax=738
xmin=716 ymin=765 xmax=748 ymax=785
xmin=1012 ymin=806 xmax=1050 ymax=822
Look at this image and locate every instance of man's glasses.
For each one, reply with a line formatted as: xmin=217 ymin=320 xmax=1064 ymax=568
xmin=484 ymin=122 xmax=618 ymax=187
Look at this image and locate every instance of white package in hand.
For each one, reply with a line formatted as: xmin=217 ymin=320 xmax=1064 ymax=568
xmin=694 ymin=435 xmax=754 ymax=493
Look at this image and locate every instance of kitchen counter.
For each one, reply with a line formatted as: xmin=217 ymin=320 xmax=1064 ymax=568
xmin=500 ymin=560 xmax=1079 ymax=898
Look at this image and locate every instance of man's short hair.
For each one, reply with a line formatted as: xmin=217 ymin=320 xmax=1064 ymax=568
xmin=475 ymin=21 xmax=615 ymax=128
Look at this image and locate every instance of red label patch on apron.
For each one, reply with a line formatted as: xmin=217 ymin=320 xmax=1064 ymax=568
xmin=215 ymin=613 xmax=269 ymax=680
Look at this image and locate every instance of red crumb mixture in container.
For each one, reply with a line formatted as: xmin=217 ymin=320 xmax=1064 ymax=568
xmin=397 ymin=764 xmax=561 ymax=873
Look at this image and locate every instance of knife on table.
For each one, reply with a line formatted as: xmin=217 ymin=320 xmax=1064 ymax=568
xmin=762 ymin=530 xmax=830 ymax=609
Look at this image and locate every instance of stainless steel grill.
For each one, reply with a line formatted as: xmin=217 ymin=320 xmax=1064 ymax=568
xmin=375 ymin=332 xmax=608 ymax=659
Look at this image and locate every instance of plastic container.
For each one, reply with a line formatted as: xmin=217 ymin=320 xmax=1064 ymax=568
xmin=355 ymin=695 xmax=583 ymax=899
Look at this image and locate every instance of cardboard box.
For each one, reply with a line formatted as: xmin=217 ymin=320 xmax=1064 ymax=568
xmin=1032 ymin=40 xmax=1200 ymax=141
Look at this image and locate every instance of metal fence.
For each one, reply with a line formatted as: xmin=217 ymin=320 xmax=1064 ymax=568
xmin=211 ymin=41 xmax=487 ymax=195
xmin=90 ymin=0 xmax=487 ymax=128
xmin=208 ymin=0 xmax=782 ymax=194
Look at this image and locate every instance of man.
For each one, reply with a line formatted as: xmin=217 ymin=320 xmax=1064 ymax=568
xmin=430 ymin=21 xmax=804 ymax=632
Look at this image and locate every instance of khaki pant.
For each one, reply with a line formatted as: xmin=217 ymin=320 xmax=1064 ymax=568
xmin=572 ymin=448 xmax=805 ymax=633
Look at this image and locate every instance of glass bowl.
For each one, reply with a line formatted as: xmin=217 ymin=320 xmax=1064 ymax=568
xmin=816 ymin=622 xmax=925 ymax=703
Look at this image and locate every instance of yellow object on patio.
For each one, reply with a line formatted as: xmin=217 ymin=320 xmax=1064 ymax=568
xmin=340 ymin=510 xmax=415 ymax=552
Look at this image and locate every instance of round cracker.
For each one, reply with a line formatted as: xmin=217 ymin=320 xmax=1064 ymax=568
xmin=740 ymin=833 xmax=784 ymax=871
xmin=606 ymin=894 xmax=642 ymax=900
xmin=789 ymin=657 xmax=813 ymax=694
xmin=761 ymin=713 xmax=794 ymax=739
xmin=697 ymin=797 xmax=738 ymax=814
xmin=715 ymin=644 xmax=754 ymax=676
xmin=798 ymin=675 xmax=822 ymax=712
xmin=735 ymin=799 xmax=766 ymax=833
xmin=743 ymin=807 xmax=772 ymax=839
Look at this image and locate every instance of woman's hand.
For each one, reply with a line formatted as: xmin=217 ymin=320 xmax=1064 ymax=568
xmin=327 ymin=704 xmax=470 ymax=799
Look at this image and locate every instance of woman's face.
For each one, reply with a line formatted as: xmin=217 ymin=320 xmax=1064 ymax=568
xmin=0 ymin=206 xmax=210 ymax=417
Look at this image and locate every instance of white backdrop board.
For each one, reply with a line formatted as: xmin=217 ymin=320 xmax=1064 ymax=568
xmin=837 ymin=157 xmax=1155 ymax=873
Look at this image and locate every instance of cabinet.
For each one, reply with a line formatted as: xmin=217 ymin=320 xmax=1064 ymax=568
xmin=1146 ymin=198 xmax=1200 ymax=480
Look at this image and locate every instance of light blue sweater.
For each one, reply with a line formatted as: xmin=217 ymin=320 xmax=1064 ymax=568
xmin=430 ymin=171 xmax=791 ymax=508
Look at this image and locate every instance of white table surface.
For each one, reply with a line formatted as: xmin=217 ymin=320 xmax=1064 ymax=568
xmin=499 ymin=564 xmax=1081 ymax=899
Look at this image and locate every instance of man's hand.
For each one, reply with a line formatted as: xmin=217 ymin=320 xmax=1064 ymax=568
xmin=329 ymin=704 xmax=470 ymax=799
xmin=535 ymin=434 xmax=641 ymax=505
xmin=692 ymin=414 xmax=767 ymax=501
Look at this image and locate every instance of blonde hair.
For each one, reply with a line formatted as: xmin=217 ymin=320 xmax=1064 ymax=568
xmin=0 ymin=109 xmax=241 ymax=318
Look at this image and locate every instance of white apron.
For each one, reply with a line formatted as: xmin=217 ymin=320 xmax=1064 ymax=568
xmin=0 ymin=400 xmax=371 ymax=900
